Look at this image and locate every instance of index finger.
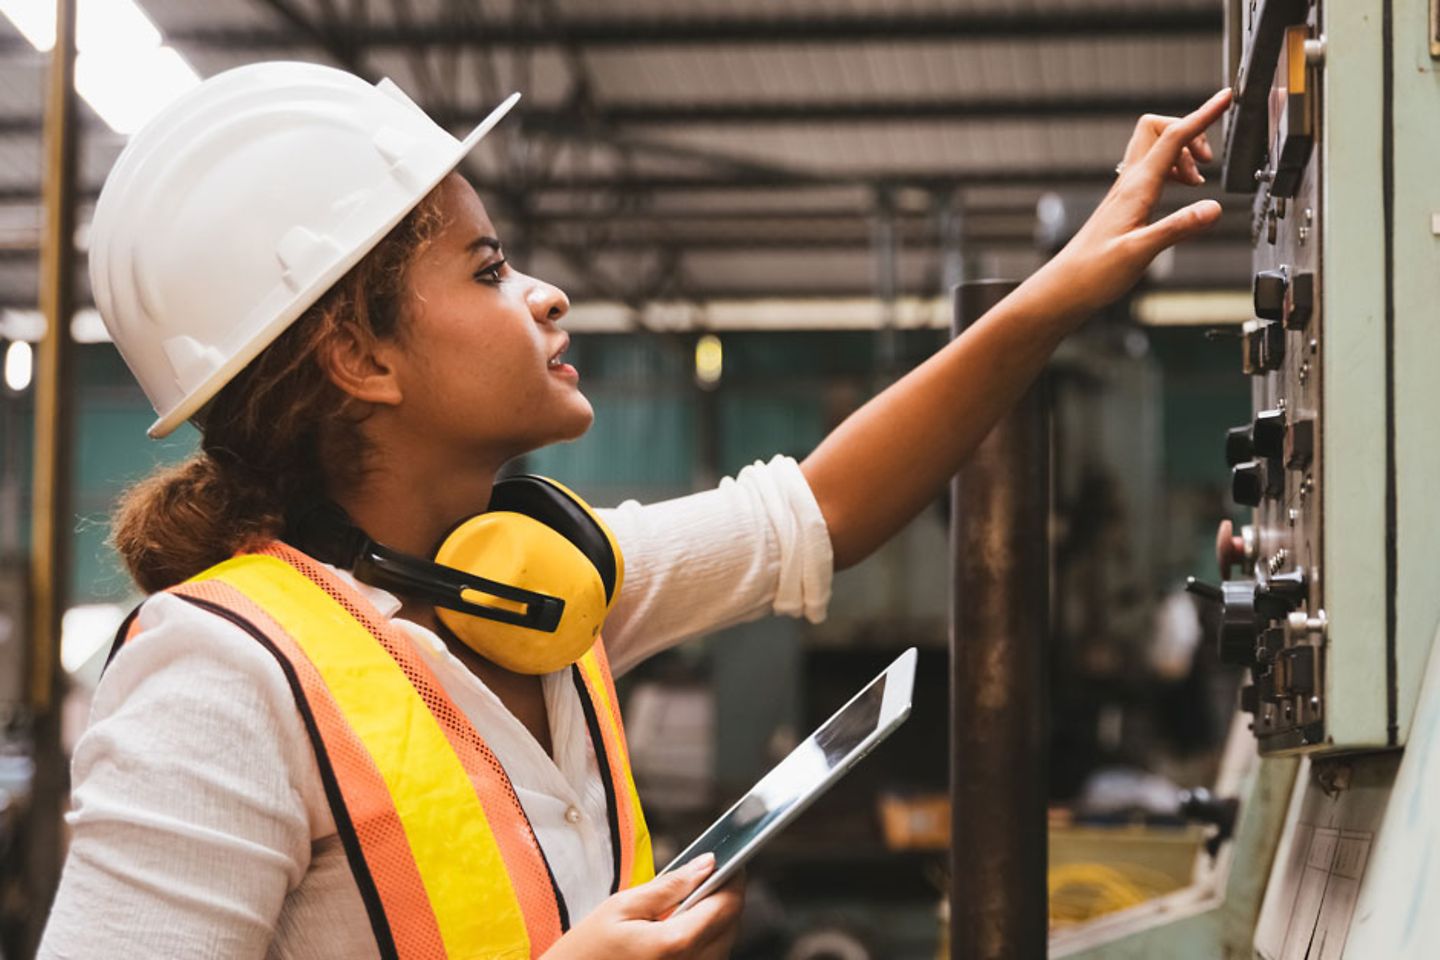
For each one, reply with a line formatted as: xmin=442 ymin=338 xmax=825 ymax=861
xmin=658 ymin=875 xmax=745 ymax=946
xmin=1139 ymin=88 xmax=1232 ymax=179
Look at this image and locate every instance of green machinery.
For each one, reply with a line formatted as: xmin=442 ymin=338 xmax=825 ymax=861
xmin=1052 ymin=1 xmax=1440 ymax=956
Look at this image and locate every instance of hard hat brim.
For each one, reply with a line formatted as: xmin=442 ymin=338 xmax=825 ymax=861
xmin=145 ymin=91 xmax=524 ymax=439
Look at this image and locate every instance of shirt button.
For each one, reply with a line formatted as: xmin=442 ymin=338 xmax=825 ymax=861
xmin=564 ymin=806 xmax=583 ymax=825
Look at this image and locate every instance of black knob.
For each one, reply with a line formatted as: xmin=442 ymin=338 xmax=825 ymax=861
xmin=1187 ymin=577 xmax=1264 ymax=668
xmin=1232 ymin=461 xmax=1265 ymax=507
xmin=1256 ymin=569 xmax=1307 ymax=617
xmin=1252 ymin=409 xmax=1287 ymax=459
xmin=1260 ymin=321 xmax=1286 ymax=371
xmin=1286 ymin=271 xmax=1314 ymax=330
xmin=1285 ymin=418 xmax=1315 ymax=470
xmin=1225 ymin=425 xmax=1254 ymax=466
xmin=1254 ymin=268 xmax=1288 ymax=321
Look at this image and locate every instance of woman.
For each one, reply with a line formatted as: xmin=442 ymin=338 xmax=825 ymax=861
xmin=40 ymin=61 xmax=1230 ymax=959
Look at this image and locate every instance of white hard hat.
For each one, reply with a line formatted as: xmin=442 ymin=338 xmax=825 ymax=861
xmin=89 ymin=60 xmax=519 ymax=438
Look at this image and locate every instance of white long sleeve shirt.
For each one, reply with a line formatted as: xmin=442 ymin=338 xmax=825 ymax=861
xmin=38 ymin=456 xmax=833 ymax=959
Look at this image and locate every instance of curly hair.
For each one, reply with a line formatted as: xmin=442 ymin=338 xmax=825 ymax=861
xmin=111 ymin=191 xmax=447 ymax=593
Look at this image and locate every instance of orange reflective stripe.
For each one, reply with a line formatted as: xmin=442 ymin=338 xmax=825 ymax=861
xmin=120 ymin=541 xmax=650 ymax=958
xmin=269 ymin=545 xmax=567 ymax=954
xmin=171 ymin=578 xmax=441 ymax=959
xmin=577 ymin=646 xmax=655 ymax=888
xmin=592 ymin=647 xmax=654 ymax=886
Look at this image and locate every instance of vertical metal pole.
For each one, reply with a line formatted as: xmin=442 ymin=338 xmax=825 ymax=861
xmin=949 ymin=280 xmax=1050 ymax=960
xmin=22 ymin=0 xmax=79 ymax=951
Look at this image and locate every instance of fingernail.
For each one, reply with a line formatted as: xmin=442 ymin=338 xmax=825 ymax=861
xmin=692 ymin=853 xmax=716 ymax=872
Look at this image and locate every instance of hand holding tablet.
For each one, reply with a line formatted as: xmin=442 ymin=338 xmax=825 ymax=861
xmin=658 ymin=647 xmax=918 ymax=914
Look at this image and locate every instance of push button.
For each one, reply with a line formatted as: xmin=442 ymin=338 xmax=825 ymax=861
xmin=1285 ymin=418 xmax=1314 ymax=470
xmin=1285 ymin=270 xmax=1314 ymax=329
xmin=1254 ymin=268 xmax=1288 ymax=321
xmin=1232 ymin=461 xmax=1265 ymax=507
xmin=1225 ymin=425 xmax=1254 ymax=466
xmin=1251 ymin=409 xmax=1286 ymax=459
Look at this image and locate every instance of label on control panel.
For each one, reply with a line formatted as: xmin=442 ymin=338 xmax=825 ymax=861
xmin=1276 ymin=827 xmax=1372 ymax=960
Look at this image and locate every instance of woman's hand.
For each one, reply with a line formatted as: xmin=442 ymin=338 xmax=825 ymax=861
xmin=542 ymin=855 xmax=746 ymax=960
xmin=1033 ymin=87 xmax=1234 ymax=320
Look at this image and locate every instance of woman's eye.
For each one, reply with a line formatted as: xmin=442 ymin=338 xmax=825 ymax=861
xmin=474 ymin=259 xmax=507 ymax=285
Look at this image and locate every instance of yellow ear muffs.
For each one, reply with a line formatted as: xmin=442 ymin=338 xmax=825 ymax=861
xmin=433 ymin=476 xmax=624 ymax=675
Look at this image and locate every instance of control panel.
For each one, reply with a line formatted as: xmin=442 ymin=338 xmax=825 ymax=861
xmin=1187 ymin=0 xmax=1328 ymax=754
xmin=1186 ymin=0 xmax=1436 ymax=755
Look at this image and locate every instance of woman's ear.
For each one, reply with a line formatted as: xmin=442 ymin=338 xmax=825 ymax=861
xmin=319 ymin=326 xmax=404 ymax=407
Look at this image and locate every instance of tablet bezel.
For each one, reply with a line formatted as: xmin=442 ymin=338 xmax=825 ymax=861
xmin=660 ymin=646 xmax=917 ymax=914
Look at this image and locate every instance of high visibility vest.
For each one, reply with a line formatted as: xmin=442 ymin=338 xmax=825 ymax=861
xmin=113 ymin=541 xmax=654 ymax=960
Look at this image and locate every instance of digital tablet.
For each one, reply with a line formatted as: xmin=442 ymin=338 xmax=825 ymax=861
xmin=658 ymin=647 xmax=917 ymax=914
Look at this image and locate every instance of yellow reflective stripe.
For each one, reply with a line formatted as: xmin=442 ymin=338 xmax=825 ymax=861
xmin=199 ymin=555 xmax=530 ymax=958
xmin=577 ymin=651 xmax=654 ymax=885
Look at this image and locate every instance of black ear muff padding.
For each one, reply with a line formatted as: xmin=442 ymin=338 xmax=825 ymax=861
xmin=489 ymin=476 xmax=618 ymax=603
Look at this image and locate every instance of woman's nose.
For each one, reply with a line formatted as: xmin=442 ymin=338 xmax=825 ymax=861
xmin=527 ymin=277 xmax=570 ymax=325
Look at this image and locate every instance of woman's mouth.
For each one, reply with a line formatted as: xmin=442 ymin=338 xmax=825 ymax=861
xmin=547 ymin=338 xmax=578 ymax=382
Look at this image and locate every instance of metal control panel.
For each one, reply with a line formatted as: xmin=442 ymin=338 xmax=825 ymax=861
xmin=1191 ymin=0 xmax=1440 ymax=756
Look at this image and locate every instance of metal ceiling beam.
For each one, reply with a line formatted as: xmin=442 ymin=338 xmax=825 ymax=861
xmin=467 ymin=167 xmax=1126 ymax=193
xmin=140 ymin=9 xmax=1220 ymax=51
xmin=0 ymin=90 xmax=1215 ymax=138
xmin=0 ymin=164 xmax=1214 ymax=203
xmin=517 ymin=93 xmax=1215 ymax=127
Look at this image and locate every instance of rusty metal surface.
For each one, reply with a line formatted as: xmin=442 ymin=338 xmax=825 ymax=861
xmin=949 ymin=279 xmax=1050 ymax=960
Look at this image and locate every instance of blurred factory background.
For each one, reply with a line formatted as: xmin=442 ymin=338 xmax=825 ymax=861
xmin=0 ymin=2 xmax=1260 ymax=958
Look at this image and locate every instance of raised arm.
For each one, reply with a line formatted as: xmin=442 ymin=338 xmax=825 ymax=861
xmin=803 ymin=89 xmax=1233 ymax=570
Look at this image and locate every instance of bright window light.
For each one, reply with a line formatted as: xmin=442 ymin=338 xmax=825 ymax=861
xmin=0 ymin=0 xmax=58 ymax=51
xmin=0 ymin=0 xmax=200 ymax=135
xmin=0 ymin=0 xmax=159 ymax=53
xmin=4 ymin=339 xmax=33 ymax=391
xmin=76 ymin=45 xmax=200 ymax=134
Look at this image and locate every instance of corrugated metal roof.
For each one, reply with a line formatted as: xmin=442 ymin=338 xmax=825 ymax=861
xmin=0 ymin=0 xmax=1239 ymax=307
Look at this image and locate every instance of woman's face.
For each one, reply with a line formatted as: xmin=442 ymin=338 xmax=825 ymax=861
xmin=387 ymin=173 xmax=591 ymax=461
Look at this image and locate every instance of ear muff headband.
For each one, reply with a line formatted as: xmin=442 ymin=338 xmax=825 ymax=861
xmin=352 ymin=540 xmax=566 ymax=631
xmin=287 ymin=497 xmax=567 ymax=631
xmin=285 ymin=476 xmax=620 ymax=638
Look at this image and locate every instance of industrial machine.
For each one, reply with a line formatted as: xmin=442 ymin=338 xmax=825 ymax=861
xmin=1051 ymin=1 xmax=1440 ymax=956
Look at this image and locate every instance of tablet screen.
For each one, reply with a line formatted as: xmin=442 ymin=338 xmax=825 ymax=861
xmin=667 ymin=673 xmax=888 ymax=875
